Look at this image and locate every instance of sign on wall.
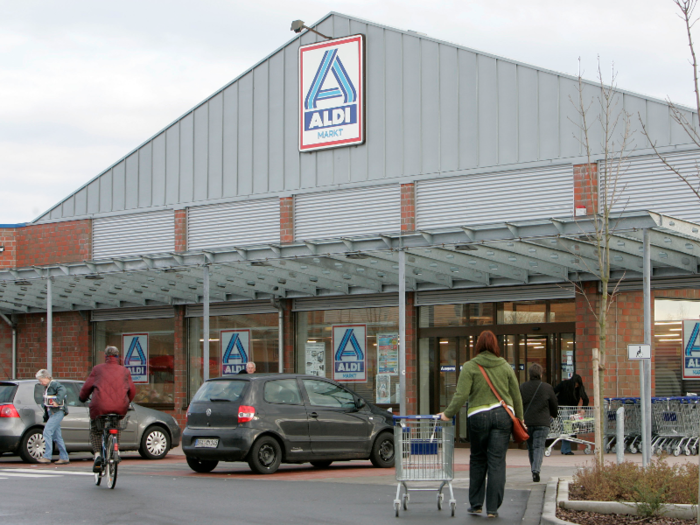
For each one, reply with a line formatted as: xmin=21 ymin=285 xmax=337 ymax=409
xmin=305 ymin=342 xmax=326 ymax=377
xmin=221 ymin=329 xmax=251 ymax=376
xmin=683 ymin=320 xmax=700 ymax=379
xmin=123 ymin=333 xmax=149 ymax=383
xmin=299 ymin=34 xmax=365 ymax=152
xmin=377 ymin=333 xmax=398 ymax=375
xmin=332 ymin=324 xmax=367 ymax=382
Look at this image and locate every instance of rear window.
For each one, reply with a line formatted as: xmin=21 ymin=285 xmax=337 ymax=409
xmin=192 ymin=380 xmax=247 ymax=403
xmin=0 ymin=383 xmax=17 ymax=404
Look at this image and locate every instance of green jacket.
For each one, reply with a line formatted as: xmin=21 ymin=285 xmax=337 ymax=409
xmin=443 ymin=351 xmax=524 ymax=420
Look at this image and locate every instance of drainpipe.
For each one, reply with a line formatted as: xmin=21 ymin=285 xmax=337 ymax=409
xmin=271 ymin=298 xmax=284 ymax=373
xmin=0 ymin=313 xmax=16 ymax=379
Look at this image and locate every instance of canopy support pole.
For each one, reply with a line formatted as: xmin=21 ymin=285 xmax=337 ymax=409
xmin=399 ymin=249 xmax=406 ymax=416
xmin=203 ymin=267 xmax=210 ymax=382
xmin=47 ymin=277 xmax=52 ymax=375
xmin=641 ymin=228 xmax=653 ymax=466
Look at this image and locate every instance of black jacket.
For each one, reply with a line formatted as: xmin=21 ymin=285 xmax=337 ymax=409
xmin=554 ymin=374 xmax=589 ymax=407
xmin=520 ymin=379 xmax=558 ymax=427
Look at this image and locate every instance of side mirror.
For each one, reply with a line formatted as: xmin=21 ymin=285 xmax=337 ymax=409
xmin=355 ymin=397 xmax=366 ymax=409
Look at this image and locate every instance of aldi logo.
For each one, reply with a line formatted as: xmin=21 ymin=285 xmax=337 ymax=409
xmin=123 ymin=333 xmax=149 ymax=383
xmin=299 ymin=35 xmax=365 ymax=151
xmin=683 ymin=320 xmax=700 ymax=379
xmin=221 ymin=329 xmax=250 ymax=376
xmin=332 ymin=324 xmax=367 ymax=383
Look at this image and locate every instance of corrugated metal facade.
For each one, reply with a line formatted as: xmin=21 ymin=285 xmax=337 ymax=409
xmin=604 ymin=151 xmax=700 ymax=222
xmin=294 ymin=185 xmax=400 ymax=239
xmin=92 ymin=210 xmax=174 ymax=259
xmin=187 ymin=198 xmax=279 ymax=250
xmin=35 ymin=13 xmax=691 ymax=224
xmin=415 ymin=165 xmax=573 ymax=229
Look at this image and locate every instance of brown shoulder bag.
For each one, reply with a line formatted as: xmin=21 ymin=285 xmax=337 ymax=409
xmin=477 ymin=364 xmax=529 ymax=444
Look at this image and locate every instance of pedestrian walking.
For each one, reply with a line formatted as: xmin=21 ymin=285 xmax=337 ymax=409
xmin=554 ymin=373 xmax=589 ymax=455
xmin=238 ymin=361 xmax=256 ymax=374
xmin=35 ymin=369 xmax=70 ymax=465
xmin=437 ymin=330 xmax=524 ymax=519
xmin=519 ymin=363 xmax=558 ymax=482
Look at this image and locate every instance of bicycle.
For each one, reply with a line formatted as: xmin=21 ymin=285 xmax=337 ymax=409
xmin=93 ymin=414 xmax=128 ymax=489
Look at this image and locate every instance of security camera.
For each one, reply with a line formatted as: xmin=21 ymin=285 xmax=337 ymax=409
xmin=290 ymin=20 xmax=305 ymax=33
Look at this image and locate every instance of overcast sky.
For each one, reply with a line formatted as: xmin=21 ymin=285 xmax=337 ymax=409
xmin=0 ymin=0 xmax=697 ymax=224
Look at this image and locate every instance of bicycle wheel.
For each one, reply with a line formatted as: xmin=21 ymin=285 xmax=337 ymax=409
xmin=106 ymin=436 xmax=118 ymax=489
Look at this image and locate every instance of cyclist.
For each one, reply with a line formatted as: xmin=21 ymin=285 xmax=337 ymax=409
xmin=79 ymin=345 xmax=136 ymax=472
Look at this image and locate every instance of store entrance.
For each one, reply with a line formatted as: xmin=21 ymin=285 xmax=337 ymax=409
xmin=424 ymin=326 xmax=574 ymax=446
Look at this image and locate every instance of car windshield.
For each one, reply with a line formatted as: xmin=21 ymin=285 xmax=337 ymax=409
xmin=192 ymin=380 xmax=247 ymax=403
xmin=0 ymin=383 xmax=18 ymax=404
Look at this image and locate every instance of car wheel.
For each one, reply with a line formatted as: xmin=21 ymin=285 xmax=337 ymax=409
xmin=310 ymin=460 xmax=333 ymax=468
xmin=19 ymin=428 xmax=46 ymax=463
xmin=186 ymin=456 xmax=219 ymax=473
xmin=138 ymin=426 xmax=171 ymax=460
xmin=248 ymin=436 xmax=282 ymax=474
xmin=370 ymin=432 xmax=395 ymax=468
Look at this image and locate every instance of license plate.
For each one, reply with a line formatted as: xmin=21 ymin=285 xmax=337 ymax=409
xmin=194 ymin=439 xmax=219 ymax=448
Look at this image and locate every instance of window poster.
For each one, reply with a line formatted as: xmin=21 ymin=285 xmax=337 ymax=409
xmin=376 ymin=374 xmax=391 ymax=404
xmin=123 ymin=333 xmax=149 ymax=383
xmin=332 ymin=324 xmax=367 ymax=382
xmin=221 ymin=329 xmax=251 ymax=376
xmin=377 ymin=333 xmax=399 ymax=375
xmin=305 ymin=342 xmax=326 ymax=377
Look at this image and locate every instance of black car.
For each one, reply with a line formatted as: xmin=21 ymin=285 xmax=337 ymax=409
xmin=182 ymin=374 xmax=395 ymax=474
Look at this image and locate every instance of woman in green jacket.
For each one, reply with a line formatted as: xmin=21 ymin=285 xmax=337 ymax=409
xmin=438 ymin=330 xmax=524 ymax=519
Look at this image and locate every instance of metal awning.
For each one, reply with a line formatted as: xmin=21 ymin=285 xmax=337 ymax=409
xmin=0 ymin=210 xmax=698 ymax=315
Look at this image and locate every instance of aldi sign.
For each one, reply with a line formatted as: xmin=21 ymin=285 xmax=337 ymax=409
xmin=123 ymin=333 xmax=149 ymax=383
xmin=332 ymin=324 xmax=367 ymax=383
xmin=221 ymin=329 xmax=250 ymax=376
xmin=299 ymin=34 xmax=365 ymax=151
xmin=683 ymin=320 xmax=700 ymax=379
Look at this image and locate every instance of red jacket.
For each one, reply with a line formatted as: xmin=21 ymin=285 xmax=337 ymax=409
xmin=79 ymin=356 xmax=137 ymax=419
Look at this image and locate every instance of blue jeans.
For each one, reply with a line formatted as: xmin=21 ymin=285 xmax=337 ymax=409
xmin=468 ymin=406 xmax=512 ymax=514
xmin=561 ymin=439 xmax=572 ymax=454
xmin=43 ymin=411 xmax=69 ymax=461
xmin=526 ymin=426 xmax=549 ymax=474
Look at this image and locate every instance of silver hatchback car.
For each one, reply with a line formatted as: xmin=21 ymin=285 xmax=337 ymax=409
xmin=0 ymin=379 xmax=181 ymax=463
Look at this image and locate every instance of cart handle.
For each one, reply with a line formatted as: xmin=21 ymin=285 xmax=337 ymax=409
xmin=392 ymin=415 xmax=456 ymax=424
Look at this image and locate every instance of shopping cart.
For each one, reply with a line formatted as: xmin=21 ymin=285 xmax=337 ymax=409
xmin=544 ymin=406 xmax=596 ymax=457
xmin=393 ymin=415 xmax=457 ymax=518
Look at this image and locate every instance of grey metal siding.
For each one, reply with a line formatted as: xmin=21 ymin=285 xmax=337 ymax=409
xmin=36 ymin=12 xmax=691 ymax=224
xmin=415 ymin=165 xmax=573 ymax=229
xmin=187 ymin=198 xmax=280 ymax=250
xmin=92 ymin=210 xmax=175 ymax=259
xmin=605 ymin=150 xmax=700 ymax=222
xmin=294 ymin=185 xmax=401 ymax=239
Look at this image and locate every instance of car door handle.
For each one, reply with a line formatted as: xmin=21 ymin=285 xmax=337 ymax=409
xmin=310 ymin=412 xmax=319 ymax=418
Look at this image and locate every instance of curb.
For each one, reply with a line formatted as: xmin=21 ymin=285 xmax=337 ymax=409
xmin=541 ymin=478 xmax=574 ymax=525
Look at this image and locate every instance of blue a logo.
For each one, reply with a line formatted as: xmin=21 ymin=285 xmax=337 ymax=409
xmin=333 ymin=326 xmax=366 ymax=381
xmin=124 ymin=337 xmax=147 ymax=366
xmin=686 ymin=322 xmax=700 ymax=356
xmin=222 ymin=331 xmax=249 ymax=375
xmin=305 ymin=49 xmax=357 ymax=110
xmin=335 ymin=328 xmax=364 ymax=362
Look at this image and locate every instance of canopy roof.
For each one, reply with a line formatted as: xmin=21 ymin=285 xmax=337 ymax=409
xmin=1 ymin=211 xmax=698 ymax=314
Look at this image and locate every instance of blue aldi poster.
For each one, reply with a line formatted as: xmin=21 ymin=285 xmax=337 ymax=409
xmin=333 ymin=324 xmax=367 ymax=383
xmin=123 ymin=333 xmax=149 ymax=383
xmin=221 ymin=329 xmax=250 ymax=376
xmin=683 ymin=320 xmax=700 ymax=379
xmin=299 ymin=34 xmax=365 ymax=152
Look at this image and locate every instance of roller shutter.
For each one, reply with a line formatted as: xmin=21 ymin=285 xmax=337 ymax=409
xmin=186 ymin=300 xmax=279 ymax=317
xmin=188 ymin=198 xmax=280 ymax=250
xmin=294 ymin=185 xmax=401 ymax=240
xmin=92 ymin=210 xmax=174 ymax=259
xmin=415 ymin=165 xmax=573 ymax=229
xmin=415 ymin=284 xmax=575 ymax=306
xmin=604 ymin=150 xmax=700 ymax=222
xmin=293 ymin=293 xmax=399 ymax=311
xmin=91 ymin=306 xmax=174 ymax=322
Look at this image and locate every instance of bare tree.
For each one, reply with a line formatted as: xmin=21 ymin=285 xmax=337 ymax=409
xmin=570 ymin=61 xmax=633 ymax=466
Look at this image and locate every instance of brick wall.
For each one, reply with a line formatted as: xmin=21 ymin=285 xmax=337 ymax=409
xmin=174 ymin=210 xmax=187 ymax=252
xmin=282 ymin=299 xmax=294 ymax=373
xmin=172 ymin=306 xmax=187 ymax=428
xmin=16 ymin=220 xmax=91 ymax=267
xmin=401 ymin=183 xmax=415 ymax=232
xmin=573 ymin=163 xmax=598 ymax=216
xmin=0 ymin=320 xmax=12 ymax=378
xmin=280 ymin=197 xmax=294 ymax=244
xmin=0 ymin=229 xmax=18 ymax=269
xmin=15 ymin=312 xmax=91 ymax=380
xmin=405 ymin=292 xmax=417 ymax=414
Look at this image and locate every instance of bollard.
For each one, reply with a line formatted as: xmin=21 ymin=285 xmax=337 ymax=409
xmin=616 ymin=406 xmax=625 ymax=464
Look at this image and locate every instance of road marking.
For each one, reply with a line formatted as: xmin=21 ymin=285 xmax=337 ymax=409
xmin=0 ymin=472 xmax=59 ymax=478
xmin=0 ymin=468 xmax=94 ymax=477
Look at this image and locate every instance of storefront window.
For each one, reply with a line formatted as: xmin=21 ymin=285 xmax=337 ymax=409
xmin=188 ymin=313 xmax=279 ymax=399
xmin=93 ymin=318 xmax=175 ymax=407
xmin=498 ymin=302 xmax=546 ymax=324
xmin=296 ymin=307 xmax=399 ymax=406
xmin=418 ymin=303 xmax=494 ymax=328
xmin=654 ymin=299 xmax=700 ymax=396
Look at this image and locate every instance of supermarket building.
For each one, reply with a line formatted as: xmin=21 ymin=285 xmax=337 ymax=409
xmin=2 ymin=12 xmax=700 ymax=436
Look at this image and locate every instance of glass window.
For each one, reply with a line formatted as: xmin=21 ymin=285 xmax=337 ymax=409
xmin=264 ymin=379 xmax=303 ymax=405
xmin=93 ymin=317 xmax=175 ymax=407
xmin=33 ymin=383 xmax=43 ymax=405
xmin=654 ymin=299 xmax=692 ymax=396
xmin=498 ymin=302 xmax=547 ymax=324
xmin=296 ymin=306 xmax=399 ymax=404
xmin=191 ymin=380 xmax=247 ymax=403
xmin=302 ymin=379 xmax=355 ymax=408
xmin=188 ymin=313 xmax=279 ymax=401
xmin=63 ymin=383 xmax=86 ymax=407
xmin=0 ymin=383 xmax=17 ymax=403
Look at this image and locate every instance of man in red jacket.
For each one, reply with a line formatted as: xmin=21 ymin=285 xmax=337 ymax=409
xmin=79 ymin=345 xmax=136 ymax=472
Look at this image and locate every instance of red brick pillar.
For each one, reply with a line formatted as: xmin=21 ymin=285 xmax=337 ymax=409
xmin=401 ymin=183 xmax=415 ymax=232
xmin=280 ymin=197 xmax=294 ymax=244
xmin=174 ymin=209 xmax=187 ymax=252
xmin=573 ymin=163 xmax=598 ymax=217
xmin=173 ymin=305 xmax=187 ymax=428
xmin=575 ymin=281 xmax=599 ymax=404
xmin=0 ymin=228 xmax=18 ymax=269
xmin=282 ymin=299 xmax=295 ymax=373
xmin=405 ymin=292 xmax=417 ymax=414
